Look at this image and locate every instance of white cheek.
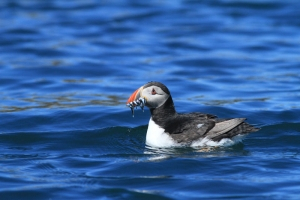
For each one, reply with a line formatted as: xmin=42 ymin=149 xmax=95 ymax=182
xmin=141 ymin=88 xmax=169 ymax=108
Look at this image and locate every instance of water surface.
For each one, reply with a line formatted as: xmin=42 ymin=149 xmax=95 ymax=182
xmin=0 ymin=0 xmax=300 ymax=199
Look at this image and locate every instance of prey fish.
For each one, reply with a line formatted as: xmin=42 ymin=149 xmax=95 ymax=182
xmin=126 ymin=97 xmax=146 ymax=117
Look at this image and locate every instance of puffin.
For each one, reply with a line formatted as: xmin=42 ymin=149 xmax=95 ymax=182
xmin=126 ymin=81 xmax=259 ymax=147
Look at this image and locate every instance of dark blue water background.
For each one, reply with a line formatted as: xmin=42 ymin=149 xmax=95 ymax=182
xmin=1 ymin=0 xmax=300 ymax=199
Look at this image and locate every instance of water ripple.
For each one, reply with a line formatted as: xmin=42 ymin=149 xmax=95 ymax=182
xmin=1 ymin=0 xmax=300 ymax=199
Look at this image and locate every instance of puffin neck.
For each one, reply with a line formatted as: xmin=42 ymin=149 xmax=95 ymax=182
xmin=150 ymin=96 xmax=177 ymax=125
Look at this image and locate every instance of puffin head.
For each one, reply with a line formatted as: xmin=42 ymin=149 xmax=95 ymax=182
xmin=126 ymin=82 xmax=171 ymax=116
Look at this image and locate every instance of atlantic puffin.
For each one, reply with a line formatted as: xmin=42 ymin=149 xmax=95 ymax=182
xmin=126 ymin=81 xmax=259 ymax=147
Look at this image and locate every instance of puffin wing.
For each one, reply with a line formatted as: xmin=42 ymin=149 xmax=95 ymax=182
xmin=164 ymin=113 xmax=217 ymax=143
xmin=164 ymin=114 xmax=247 ymax=144
xmin=205 ymin=118 xmax=246 ymax=140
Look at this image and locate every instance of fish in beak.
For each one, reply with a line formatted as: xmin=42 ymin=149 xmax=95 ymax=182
xmin=126 ymin=86 xmax=146 ymax=117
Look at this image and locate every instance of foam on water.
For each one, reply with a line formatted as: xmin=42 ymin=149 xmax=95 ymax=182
xmin=191 ymin=134 xmax=247 ymax=147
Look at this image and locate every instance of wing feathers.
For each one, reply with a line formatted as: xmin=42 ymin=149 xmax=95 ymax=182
xmin=206 ymin=118 xmax=246 ymax=139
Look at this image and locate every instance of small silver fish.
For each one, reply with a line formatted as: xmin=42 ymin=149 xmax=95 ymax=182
xmin=126 ymin=97 xmax=146 ymax=117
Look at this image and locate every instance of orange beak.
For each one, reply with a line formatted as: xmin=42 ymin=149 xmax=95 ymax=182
xmin=126 ymin=86 xmax=143 ymax=105
xmin=126 ymin=86 xmax=145 ymax=117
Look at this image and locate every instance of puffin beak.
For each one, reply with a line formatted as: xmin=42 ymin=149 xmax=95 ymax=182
xmin=126 ymin=86 xmax=146 ymax=117
xmin=126 ymin=86 xmax=143 ymax=105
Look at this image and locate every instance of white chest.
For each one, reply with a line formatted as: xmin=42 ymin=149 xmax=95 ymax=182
xmin=146 ymin=118 xmax=178 ymax=147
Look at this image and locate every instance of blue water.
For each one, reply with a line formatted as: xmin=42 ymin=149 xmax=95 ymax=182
xmin=1 ymin=0 xmax=300 ymax=199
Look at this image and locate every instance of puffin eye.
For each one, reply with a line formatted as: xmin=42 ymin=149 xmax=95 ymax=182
xmin=151 ymin=88 xmax=157 ymax=95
